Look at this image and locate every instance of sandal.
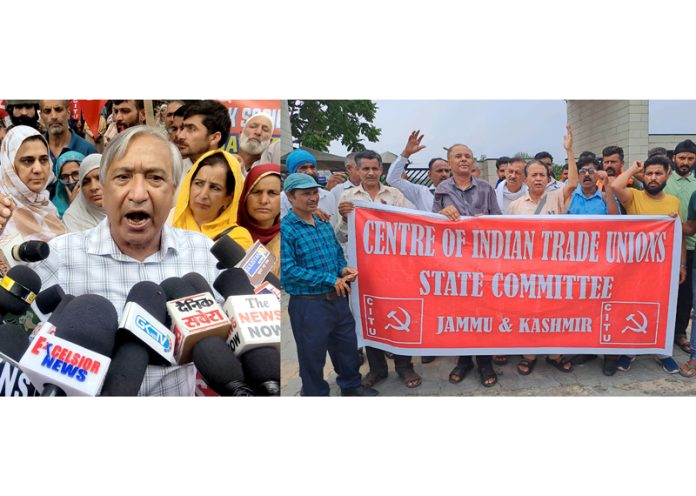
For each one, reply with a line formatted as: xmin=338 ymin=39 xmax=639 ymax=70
xmin=676 ymin=336 xmax=692 ymax=354
xmin=397 ymin=368 xmax=422 ymax=388
xmin=479 ymin=365 xmax=498 ymax=387
xmin=492 ymin=355 xmax=508 ymax=365
xmin=361 ymin=371 xmax=387 ymax=388
xmin=546 ymin=356 xmax=574 ymax=373
xmin=679 ymin=360 xmax=696 ymax=378
xmin=448 ymin=361 xmax=474 ymax=384
xmin=517 ymin=358 xmax=537 ymax=376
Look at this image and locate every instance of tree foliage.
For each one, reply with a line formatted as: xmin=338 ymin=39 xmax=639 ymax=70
xmin=288 ymin=100 xmax=381 ymax=152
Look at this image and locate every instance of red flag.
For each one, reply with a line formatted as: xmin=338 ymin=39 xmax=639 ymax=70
xmin=77 ymin=100 xmax=107 ymax=139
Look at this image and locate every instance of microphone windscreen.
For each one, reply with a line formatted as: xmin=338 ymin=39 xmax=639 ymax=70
xmin=182 ymin=272 xmax=214 ymax=295
xmin=35 ymin=284 xmax=66 ymax=315
xmin=100 ymin=339 xmax=149 ymax=396
xmin=56 ymin=294 xmax=119 ymax=357
xmin=0 ymin=265 xmax=42 ymax=315
xmin=0 ymin=324 xmax=30 ymax=362
xmin=126 ymin=281 xmax=168 ymax=324
xmin=160 ymin=277 xmax=198 ymax=301
xmin=17 ymin=240 xmax=50 ymax=262
xmin=210 ymin=235 xmax=246 ymax=269
xmin=264 ymin=272 xmax=280 ymax=288
xmin=213 ymin=268 xmax=254 ymax=299
xmin=240 ymin=346 xmax=280 ymax=386
xmin=47 ymin=294 xmax=75 ymax=326
xmin=192 ymin=336 xmax=248 ymax=395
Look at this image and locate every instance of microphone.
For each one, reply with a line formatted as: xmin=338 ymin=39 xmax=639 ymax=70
xmin=161 ymin=277 xmax=230 ymax=364
xmin=0 ymin=323 xmax=31 ymax=368
xmin=210 ymin=234 xmax=247 ymax=269
xmin=12 ymin=241 xmax=50 ymax=263
xmin=240 ymin=346 xmax=280 ymax=396
xmin=101 ymin=282 xmax=176 ymax=396
xmin=35 ymin=284 xmax=66 ymax=315
xmin=0 ymin=265 xmax=42 ymax=317
xmin=214 ymin=269 xmax=280 ymax=355
xmin=0 ymin=238 xmax=50 ymax=273
xmin=191 ymin=336 xmax=253 ymax=396
xmin=18 ymin=294 xmax=118 ymax=396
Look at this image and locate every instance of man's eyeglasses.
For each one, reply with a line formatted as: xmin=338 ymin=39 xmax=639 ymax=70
xmin=59 ymin=172 xmax=80 ymax=184
xmin=579 ymin=168 xmax=596 ymax=175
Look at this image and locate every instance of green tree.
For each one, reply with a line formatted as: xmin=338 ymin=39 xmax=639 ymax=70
xmin=288 ymin=100 xmax=381 ymax=152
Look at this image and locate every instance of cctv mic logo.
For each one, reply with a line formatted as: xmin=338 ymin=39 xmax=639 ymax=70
xmin=135 ymin=314 xmax=172 ymax=353
xmin=30 ymin=336 xmax=102 ymax=383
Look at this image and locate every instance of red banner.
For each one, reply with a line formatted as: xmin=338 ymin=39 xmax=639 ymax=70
xmin=348 ymin=203 xmax=681 ymax=356
xmin=219 ymin=100 xmax=281 ymax=154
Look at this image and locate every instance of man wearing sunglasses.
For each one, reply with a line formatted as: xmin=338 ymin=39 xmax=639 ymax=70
xmin=566 ymin=156 xmax=620 ymax=216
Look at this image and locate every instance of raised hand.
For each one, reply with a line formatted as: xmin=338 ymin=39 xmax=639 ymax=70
xmin=563 ymin=124 xmax=573 ymax=151
xmin=401 ymin=130 xmax=426 ymax=158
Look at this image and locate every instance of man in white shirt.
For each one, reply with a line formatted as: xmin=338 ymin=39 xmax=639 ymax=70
xmin=495 ymin=156 xmax=528 ymax=212
xmin=385 ymin=130 xmax=450 ymax=211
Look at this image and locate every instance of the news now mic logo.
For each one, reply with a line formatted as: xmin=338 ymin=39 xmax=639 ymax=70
xmin=135 ymin=314 xmax=172 ymax=353
xmin=30 ymin=336 xmax=102 ymax=383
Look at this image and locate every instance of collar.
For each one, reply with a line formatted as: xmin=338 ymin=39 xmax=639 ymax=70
xmin=671 ymin=172 xmax=696 ymax=183
xmin=87 ymin=218 xmax=177 ymax=262
xmin=285 ymin=208 xmax=319 ymax=227
xmin=573 ymin=186 xmax=602 ymax=200
xmin=355 ymin=182 xmax=387 ymax=196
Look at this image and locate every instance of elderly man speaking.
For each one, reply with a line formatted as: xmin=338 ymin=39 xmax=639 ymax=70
xmin=0 ymin=125 xmax=223 ymax=396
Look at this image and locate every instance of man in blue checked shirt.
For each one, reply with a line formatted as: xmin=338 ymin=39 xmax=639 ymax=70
xmin=281 ymin=173 xmax=378 ymax=396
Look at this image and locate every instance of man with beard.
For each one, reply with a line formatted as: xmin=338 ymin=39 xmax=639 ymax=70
xmin=112 ymin=100 xmax=146 ymax=133
xmin=496 ymin=156 xmax=528 ymax=212
xmin=164 ymin=100 xmax=187 ymax=142
xmin=665 ymin=139 xmax=696 ymax=355
xmin=237 ymin=112 xmax=274 ymax=173
xmin=613 ymin=155 xmax=687 ymax=374
xmin=39 ymin=100 xmax=96 ymax=163
xmin=6 ymin=100 xmax=41 ymax=130
xmin=434 ymin=142 xmax=502 ymax=387
xmin=177 ymin=100 xmax=231 ymax=165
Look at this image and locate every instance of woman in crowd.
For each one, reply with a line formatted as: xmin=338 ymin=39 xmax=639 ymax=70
xmin=51 ymin=150 xmax=85 ymax=218
xmin=238 ymin=163 xmax=281 ymax=278
xmin=0 ymin=125 xmax=65 ymax=247
xmin=172 ymin=149 xmax=252 ymax=249
xmin=62 ymin=154 xmax=106 ymax=232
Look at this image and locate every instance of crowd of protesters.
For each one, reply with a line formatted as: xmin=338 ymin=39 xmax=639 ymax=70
xmin=280 ymin=123 xmax=696 ymax=396
xmin=0 ymin=99 xmax=281 ymax=396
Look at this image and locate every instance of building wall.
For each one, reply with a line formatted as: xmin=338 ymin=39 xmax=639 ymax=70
xmin=567 ymin=100 xmax=649 ymax=165
xmin=648 ymin=134 xmax=696 ymax=152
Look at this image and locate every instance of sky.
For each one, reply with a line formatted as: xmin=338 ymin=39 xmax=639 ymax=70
xmin=328 ymin=100 xmax=696 ymax=167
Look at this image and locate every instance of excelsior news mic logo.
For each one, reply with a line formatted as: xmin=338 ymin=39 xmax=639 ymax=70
xmin=29 ymin=336 xmax=102 ymax=383
xmin=135 ymin=314 xmax=172 ymax=353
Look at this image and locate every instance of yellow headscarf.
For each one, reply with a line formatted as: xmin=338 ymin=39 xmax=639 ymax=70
xmin=173 ymin=149 xmax=253 ymax=249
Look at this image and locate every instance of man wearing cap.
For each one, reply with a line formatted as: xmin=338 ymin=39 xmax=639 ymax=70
xmin=665 ymin=139 xmax=696 ymax=355
xmin=39 ymin=100 xmax=96 ymax=164
xmin=280 ymin=149 xmax=338 ymax=227
xmin=6 ymin=100 xmax=41 ymax=130
xmin=281 ymin=172 xmax=378 ymax=396
xmin=238 ymin=112 xmax=274 ymax=173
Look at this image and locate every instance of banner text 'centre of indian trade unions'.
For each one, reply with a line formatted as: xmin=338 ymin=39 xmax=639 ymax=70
xmin=348 ymin=204 xmax=681 ymax=356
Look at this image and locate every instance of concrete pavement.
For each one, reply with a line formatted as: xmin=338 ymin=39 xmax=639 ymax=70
xmin=280 ymin=292 xmax=696 ymax=396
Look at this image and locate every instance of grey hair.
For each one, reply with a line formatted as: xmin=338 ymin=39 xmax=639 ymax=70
xmin=100 ymin=125 xmax=183 ymax=187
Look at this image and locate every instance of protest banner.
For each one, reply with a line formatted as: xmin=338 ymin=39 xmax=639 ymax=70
xmin=219 ymin=100 xmax=281 ymax=154
xmin=348 ymin=203 xmax=681 ymax=356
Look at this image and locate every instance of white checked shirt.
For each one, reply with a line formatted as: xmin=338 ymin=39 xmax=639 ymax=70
xmin=31 ymin=219 xmax=223 ymax=396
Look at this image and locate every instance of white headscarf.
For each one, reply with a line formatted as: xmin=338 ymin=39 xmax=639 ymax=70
xmin=0 ymin=125 xmax=64 ymax=242
xmin=62 ymin=153 xmax=106 ymax=232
